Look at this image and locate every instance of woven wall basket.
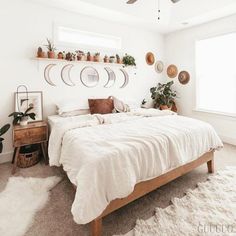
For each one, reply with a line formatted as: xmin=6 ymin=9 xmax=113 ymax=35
xmin=17 ymin=145 xmax=40 ymax=168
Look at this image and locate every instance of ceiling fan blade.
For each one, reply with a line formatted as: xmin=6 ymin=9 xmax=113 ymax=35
xmin=126 ymin=0 xmax=138 ymax=4
xmin=171 ymin=0 xmax=181 ymax=3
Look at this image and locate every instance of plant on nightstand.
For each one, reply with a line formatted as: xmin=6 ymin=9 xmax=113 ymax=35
xmin=9 ymin=107 xmax=36 ymax=126
xmin=150 ymin=81 xmax=177 ymax=110
xmin=0 ymin=124 xmax=10 ymax=153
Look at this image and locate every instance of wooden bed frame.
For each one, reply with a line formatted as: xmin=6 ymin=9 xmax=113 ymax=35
xmin=75 ymin=151 xmax=214 ymax=236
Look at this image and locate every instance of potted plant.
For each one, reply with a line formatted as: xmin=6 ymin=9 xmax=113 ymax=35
xmin=45 ymin=38 xmax=56 ymax=59
xmin=76 ymin=50 xmax=85 ymax=61
xmin=65 ymin=52 xmax=76 ymax=61
xmin=94 ymin=53 xmax=100 ymax=62
xmin=122 ymin=54 xmax=136 ymax=66
xmin=87 ymin=52 xmax=93 ymax=61
xmin=104 ymin=55 xmax=109 ymax=63
xmin=37 ymin=47 xmax=45 ymax=58
xmin=109 ymin=56 xmax=116 ymax=63
xmin=9 ymin=107 xmax=36 ymax=126
xmin=57 ymin=52 xmax=64 ymax=59
xmin=116 ymin=54 xmax=122 ymax=64
xmin=150 ymin=81 xmax=177 ymax=110
xmin=0 ymin=124 xmax=10 ymax=153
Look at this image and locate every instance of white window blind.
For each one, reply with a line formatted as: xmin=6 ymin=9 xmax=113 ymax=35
xmin=196 ymin=32 xmax=236 ymax=116
xmin=55 ymin=26 xmax=121 ymax=50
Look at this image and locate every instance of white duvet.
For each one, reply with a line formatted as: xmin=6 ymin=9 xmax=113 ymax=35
xmin=48 ymin=109 xmax=223 ymax=224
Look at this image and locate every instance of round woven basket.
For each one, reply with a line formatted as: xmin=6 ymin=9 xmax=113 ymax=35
xmin=17 ymin=145 xmax=40 ymax=168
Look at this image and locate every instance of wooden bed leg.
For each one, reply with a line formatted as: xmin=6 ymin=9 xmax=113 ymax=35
xmin=207 ymin=158 xmax=214 ymax=173
xmin=91 ymin=218 xmax=102 ymax=236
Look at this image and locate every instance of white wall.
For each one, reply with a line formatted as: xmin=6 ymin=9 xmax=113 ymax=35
xmin=165 ymin=14 xmax=236 ymax=145
xmin=0 ymin=0 xmax=165 ymax=163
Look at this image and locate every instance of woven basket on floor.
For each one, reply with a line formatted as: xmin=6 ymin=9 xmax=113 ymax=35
xmin=17 ymin=145 xmax=40 ymax=168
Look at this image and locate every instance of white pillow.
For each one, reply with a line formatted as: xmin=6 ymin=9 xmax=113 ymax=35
xmin=59 ymin=109 xmax=90 ymax=117
xmin=56 ymin=100 xmax=89 ymax=115
xmin=122 ymin=99 xmax=140 ymax=110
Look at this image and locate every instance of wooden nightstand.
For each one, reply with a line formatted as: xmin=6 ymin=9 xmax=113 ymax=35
xmin=12 ymin=121 xmax=49 ymax=174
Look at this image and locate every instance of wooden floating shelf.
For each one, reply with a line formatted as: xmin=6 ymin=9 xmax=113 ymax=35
xmin=31 ymin=57 xmax=130 ymax=67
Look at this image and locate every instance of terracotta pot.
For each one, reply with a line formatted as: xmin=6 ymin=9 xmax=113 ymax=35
xmin=94 ymin=56 xmax=100 ymax=62
xmin=87 ymin=55 xmax=94 ymax=61
xmin=37 ymin=52 xmax=46 ymax=58
xmin=117 ymin=59 xmax=122 ymax=64
xmin=48 ymin=51 xmax=55 ymax=59
xmin=104 ymin=58 xmax=109 ymax=63
xmin=57 ymin=53 xmax=63 ymax=59
xmin=160 ymin=105 xmax=172 ymax=110
xmin=77 ymin=55 xmax=83 ymax=61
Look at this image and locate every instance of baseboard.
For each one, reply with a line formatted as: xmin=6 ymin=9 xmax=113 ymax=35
xmin=219 ymin=135 xmax=236 ymax=146
xmin=0 ymin=151 xmax=13 ymax=164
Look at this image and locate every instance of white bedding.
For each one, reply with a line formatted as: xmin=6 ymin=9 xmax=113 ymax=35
xmin=48 ymin=110 xmax=223 ymax=224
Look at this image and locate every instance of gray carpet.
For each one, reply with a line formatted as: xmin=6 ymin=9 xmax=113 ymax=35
xmin=0 ymin=144 xmax=235 ymax=236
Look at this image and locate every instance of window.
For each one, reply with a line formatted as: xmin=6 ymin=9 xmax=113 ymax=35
xmin=55 ymin=26 xmax=122 ymax=50
xmin=196 ymin=32 xmax=236 ymax=116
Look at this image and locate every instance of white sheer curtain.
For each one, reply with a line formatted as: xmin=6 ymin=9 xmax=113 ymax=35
xmin=196 ymin=32 xmax=236 ymax=115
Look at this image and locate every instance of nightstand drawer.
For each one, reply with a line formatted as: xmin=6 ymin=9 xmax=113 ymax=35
xmin=14 ymin=126 xmax=47 ymax=147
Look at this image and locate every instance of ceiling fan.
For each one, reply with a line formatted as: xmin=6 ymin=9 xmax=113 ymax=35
xmin=127 ymin=0 xmax=181 ymax=3
xmin=126 ymin=0 xmax=181 ymax=20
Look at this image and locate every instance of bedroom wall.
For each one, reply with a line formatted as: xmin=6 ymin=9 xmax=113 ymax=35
xmin=164 ymin=14 xmax=236 ymax=145
xmin=0 ymin=0 xmax=165 ymax=163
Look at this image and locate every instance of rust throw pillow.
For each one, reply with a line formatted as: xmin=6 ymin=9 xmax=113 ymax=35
xmin=88 ymin=98 xmax=114 ymax=114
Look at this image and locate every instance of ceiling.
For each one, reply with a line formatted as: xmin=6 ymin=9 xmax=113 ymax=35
xmin=33 ymin=0 xmax=236 ymax=33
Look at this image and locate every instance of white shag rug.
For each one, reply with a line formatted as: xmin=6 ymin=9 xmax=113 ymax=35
xmin=124 ymin=167 xmax=236 ymax=236
xmin=0 ymin=176 xmax=61 ymax=236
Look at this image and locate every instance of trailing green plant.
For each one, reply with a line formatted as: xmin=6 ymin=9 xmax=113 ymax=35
xmin=0 ymin=124 xmax=10 ymax=153
xmin=122 ymin=54 xmax=136 ymax=66
xmin=44 ymin=38 xmax=56 ymax=52
xmin=8 ymin=107 xmax=36 ymax=125
xmin=150 ymin=81 xmax=177 ymax=108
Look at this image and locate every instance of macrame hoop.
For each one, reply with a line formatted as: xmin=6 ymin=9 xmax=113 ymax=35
xmin=16 ymin=85 xmax=29 ymax=113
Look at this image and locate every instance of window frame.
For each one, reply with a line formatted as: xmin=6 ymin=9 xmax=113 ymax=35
xmin=53 ymin=23 xmax=122 ymax=52
xmin=194 ymin=30 xmax=236 ymax=118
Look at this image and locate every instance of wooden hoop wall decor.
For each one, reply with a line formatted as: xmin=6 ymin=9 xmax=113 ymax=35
xmin=120 ymin=68 xmax=129 ymax=88
xmin=41 ymin=62 xmax=131 ymax=88
xmin=104 ymin=67 xmax=116 ymax=88
xmin=80 ymin=66 xmax=99 ymax=88
xmin=61 ymin=64 xmax=76 ymax=86
xmin=44 ymin=64 xmax=57 ymax=86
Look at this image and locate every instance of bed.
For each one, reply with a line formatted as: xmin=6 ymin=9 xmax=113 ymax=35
xmin=48 ymin=109 xmax=223 ymax=236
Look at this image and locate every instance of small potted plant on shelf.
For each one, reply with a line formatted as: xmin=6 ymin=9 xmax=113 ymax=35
xmin=109 ymin=56 xmax=116 ymax=63
xmin=0 ymin=123 xmax=10 ymax=153
xmin=37 ymin=47 xmax=45 ymax=58
xmin=104 ymin=55 xmax=109 ymax=63
xmin=116 ymin=54 xmax=122 ymax=64
xmin=57 ymin=52 xmax=64 ymax=59
xmin=94 ymin=53 xmax=100 ymax=62
xmin=76 ymin=50 xmax=85 ymax=61
xmin=65 ymin=52 xmax=76 ymax=61
xmin=45 ymin=38 xmax=56 ymax=59
xmin=150 ymin=81 xmax=177 ymax=110
xmin=87 ymin=52 xmax=93 ymax=61
xmin=122 ymin=54 xmax=136 ymax=66
xmin=9 ymin=107 xmax=36 ymax=126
